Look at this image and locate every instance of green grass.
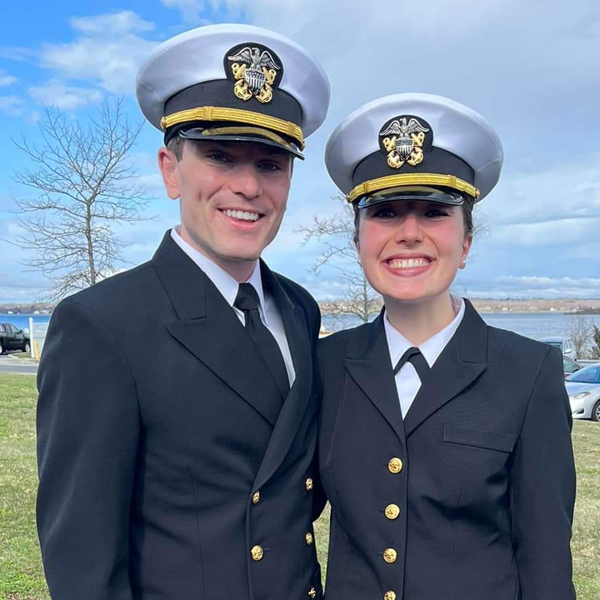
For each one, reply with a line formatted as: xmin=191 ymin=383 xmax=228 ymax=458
xmin=0 ymin=375 xmax=48 ymax=600
xmin=7 ymin=354 xmax=36 ymax=361
xmin=0 ymin=373 xmax=598 ymax=598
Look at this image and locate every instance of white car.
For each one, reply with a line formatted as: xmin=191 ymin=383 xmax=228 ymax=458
xmin=566 ymin=364 xmax=600 ymax=422
xmin=539 ymin=336 xmax=577 ymax=360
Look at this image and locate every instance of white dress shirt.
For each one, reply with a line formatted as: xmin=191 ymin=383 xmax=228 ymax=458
xmin=384 ymin=296 xmax=465 ymax=418
xmin=171 ymin=227 xmax=296 ymax=385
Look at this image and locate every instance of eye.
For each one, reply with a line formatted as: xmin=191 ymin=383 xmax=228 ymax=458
xmin=207 ymin=151 xmax=233 ymax=164
xmin=257 ymin=160 xmax=284 ymax=172
xmin=424 ymin=207 xmax=449 ymax=218
xmin=370 ymin=205 xmax=397 ymax=219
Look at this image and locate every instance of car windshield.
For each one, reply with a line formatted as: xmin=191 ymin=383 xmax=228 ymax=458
xmin=566 ymin=365 xmax=600 ymax=384
xmin=545 ymin=341 xmax=563 ymax=349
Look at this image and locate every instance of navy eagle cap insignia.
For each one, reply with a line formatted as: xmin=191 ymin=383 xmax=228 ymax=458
xmin=226 ymin=45 xmax=282 ymax=104
xmin=379 ymin=117 xmax=430 ymax=169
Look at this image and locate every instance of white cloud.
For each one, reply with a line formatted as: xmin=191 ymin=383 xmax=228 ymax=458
xmin=69 ymin=11 xmax=154 ymax=36
xmin=495 ymin=276 xmax=600 ymax=291
xmin=29 ymin=79 xmax=102 ymax=110
xmin=0 ymin=70 xmax=16 ymax=86
xmin=0 ymin=46 xmax=37 ymax=61
xmin=161 ymin=0 xmax=205 ymax=23
xmin=0 ymin=95 xmax=24 ymax=116
xmin=483 ymin=154 xmax=600 ymax=228
xmin=39 ymin=11 xmax=159 ymax=96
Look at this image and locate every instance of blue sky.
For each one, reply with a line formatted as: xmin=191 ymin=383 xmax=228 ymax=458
xmin=1 ymin=0 xmax=599 ymax=303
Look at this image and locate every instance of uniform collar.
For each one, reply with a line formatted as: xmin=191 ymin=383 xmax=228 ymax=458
xmin=170 ymin=227 xmax=268 ymax=324
xmin=383 ymin=295 xmax=465 ymax=369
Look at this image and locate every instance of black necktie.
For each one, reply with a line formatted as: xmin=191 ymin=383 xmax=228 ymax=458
xmin=393 ymin=346 xmax=431 ymax=382
xmin=234 ymin=283 xmax=290 ymax=400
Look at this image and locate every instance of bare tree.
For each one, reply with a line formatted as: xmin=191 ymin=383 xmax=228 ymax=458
xmin=590 ymin=325 xmax=600 ymax=360
xmin=297 ymin=195 xmax=381 ymax=325
xmin=11 ymin=97 xmax=149 ymax=300
xmin=569 ymin=315 xmax=593 ymax=359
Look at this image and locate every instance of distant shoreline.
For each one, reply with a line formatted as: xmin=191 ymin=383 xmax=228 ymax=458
xmin=318 ymin=297 xmax=600 ymax=316
xmin=2 ymin=297 xmax=600 ymax=317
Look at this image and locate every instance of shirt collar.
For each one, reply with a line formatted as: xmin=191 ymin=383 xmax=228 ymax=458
xmin=384 ymin=296 xmax=465 ymax=369
xmin=170 ymin=227 xmax=268 ymax=323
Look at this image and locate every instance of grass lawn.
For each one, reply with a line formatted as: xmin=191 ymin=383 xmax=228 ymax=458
xmin=1 ymin=373 xmax=598 ymax=598
xmin=7 ymin=354 xmax=36 ymax=361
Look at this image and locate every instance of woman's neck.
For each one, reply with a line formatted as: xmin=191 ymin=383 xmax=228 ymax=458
xmin=385 ymin=293 xmax=458 ymax=346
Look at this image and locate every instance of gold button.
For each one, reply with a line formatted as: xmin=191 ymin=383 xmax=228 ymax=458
xmin=305 ymin=477 xmax=314 ymax=491
xmin=251 ymin=545 xmax=264 ymax=561
xmin=383 ymin=548 xmax=397 ymax=564
xmin=384 ymin=591 xmax=396 ymax=600
xmin=305 ymin=532 xmax=314 ymax=546
xmin=252 ymin=491 xmax=261 ymax=505
xmin=308 ymin=587 xmax=316 ymax=599
xmin=385 ymin=503 xmax=400 ymax=520
xmin=388 ymin=457 xmax=403 ymax=473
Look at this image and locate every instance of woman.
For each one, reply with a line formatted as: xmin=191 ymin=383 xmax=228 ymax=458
xmin=318 ymin=94 xmax=576 ymax=600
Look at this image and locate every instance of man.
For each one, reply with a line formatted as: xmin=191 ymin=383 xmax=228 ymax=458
xmin=36 ymin=24 xmax=330 ymax=600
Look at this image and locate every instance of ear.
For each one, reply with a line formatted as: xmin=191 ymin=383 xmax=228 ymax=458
xmin=158 ymin=147 xmax=181 ymax=200
xmin=461 ymin=233 xmax=473 ymax=263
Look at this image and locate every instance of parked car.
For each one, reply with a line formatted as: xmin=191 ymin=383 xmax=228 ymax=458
xmin=563 ymin=356 xmax=582 ymax=379
xmin=0 ymin=323 xmax=31 ymax=354
xmin=539 ymin=336 xmax=577 ymax=360
xmin=566 ymin=364 xmax=600 ymax=422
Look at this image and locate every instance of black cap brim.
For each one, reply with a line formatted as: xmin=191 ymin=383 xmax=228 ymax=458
xmin=356 ymin=186 xmax=465 ymax=209
xmin=178 ymin=128 xmax=304 ymax=159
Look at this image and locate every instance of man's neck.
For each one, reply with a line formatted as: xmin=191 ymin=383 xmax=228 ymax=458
xmin=177 ymin=226 xmax=258 ymax=283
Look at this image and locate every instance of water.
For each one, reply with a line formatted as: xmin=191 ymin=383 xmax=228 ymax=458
xmin=2 ymin=311 xmax=599 ymax=345
xmin=0 ymin=314 xmax=51 ymax=333
xmin=322 ymin=311 xmax=600 ymax=342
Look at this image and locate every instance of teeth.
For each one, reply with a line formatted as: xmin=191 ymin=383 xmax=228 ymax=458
xmin=389 ymin=258 xmax=430 ymax=269
xmin=224 ymin=209 xmax=259 ymax=222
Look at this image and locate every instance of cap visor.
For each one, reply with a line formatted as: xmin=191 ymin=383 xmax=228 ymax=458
xmin=178 ymin=129 xmax=304 ymax=159
xmin=356 ymin=186 xmax=464 ymax=209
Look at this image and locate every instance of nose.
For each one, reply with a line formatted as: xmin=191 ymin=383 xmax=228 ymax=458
xmin=228 ymin=164 xmax=262 ymax=200
xmin=394 ymin=212 xmax=422 ymax=245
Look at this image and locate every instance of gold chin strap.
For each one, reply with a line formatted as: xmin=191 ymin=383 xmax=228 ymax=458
xmin=160 ymin=106 xmax=305 ymax=149
xmin=346 ymin=173 xmax=480 ymax=203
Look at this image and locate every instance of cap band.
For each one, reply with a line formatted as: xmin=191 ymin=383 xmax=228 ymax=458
xmin=160 ymin=106 xmax=304 ymax=148
xmin=347 ymin=173 xmax=480 ymax=203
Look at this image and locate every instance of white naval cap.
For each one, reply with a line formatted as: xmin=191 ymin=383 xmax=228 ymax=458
xmin=136 ymin=23 xmax=330 ymax=158
xmin=325 ymin=93 xmax=503 ymax=206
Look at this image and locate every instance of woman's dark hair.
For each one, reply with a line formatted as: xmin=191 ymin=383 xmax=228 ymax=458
xmin=353 ymin=195 xmax=475 ymax=244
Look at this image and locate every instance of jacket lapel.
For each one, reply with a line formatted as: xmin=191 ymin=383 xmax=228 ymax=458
xmin=153 ymin=233 xmax=282 ymax=426
xmin=345 ymin=312 xmax=406 ymax=444
xmin=253 ymin=263 xmax=314 ymax=490
xmin=403 ymin=300 xmax=488 ymax=438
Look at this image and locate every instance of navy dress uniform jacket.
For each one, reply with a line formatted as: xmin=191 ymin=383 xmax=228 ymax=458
xmin=317 ymin=300 xmax=576 ymax=600
xmin=36 ymin=232 xmax=324 ymax=600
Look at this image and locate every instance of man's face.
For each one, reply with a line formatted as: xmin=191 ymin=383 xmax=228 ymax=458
xmin=159 ymin=139 xmax=293 ymax=281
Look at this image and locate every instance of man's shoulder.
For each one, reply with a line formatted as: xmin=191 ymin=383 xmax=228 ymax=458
xmin=56 ymin=260 xmax=158 ymax=320
xmin=272 ymin=271 xmax=318 ymax=311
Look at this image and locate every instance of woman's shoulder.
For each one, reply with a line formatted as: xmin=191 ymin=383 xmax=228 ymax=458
xmin=486 ymin=323 xmax=556 ymax=370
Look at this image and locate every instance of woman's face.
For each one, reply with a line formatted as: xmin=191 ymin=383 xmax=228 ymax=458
xmin=356 ymin=200 xmax=471 ymax=306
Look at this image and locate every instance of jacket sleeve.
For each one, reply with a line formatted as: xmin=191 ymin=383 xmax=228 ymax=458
xmin=509 ymin=347 xmax=576 ymax=600
xmin=36 ymin=298 xmax=140 ymax=600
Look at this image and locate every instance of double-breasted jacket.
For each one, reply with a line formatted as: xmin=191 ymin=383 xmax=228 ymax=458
xmin=37 ymin=232 xmax=324 ymax=600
